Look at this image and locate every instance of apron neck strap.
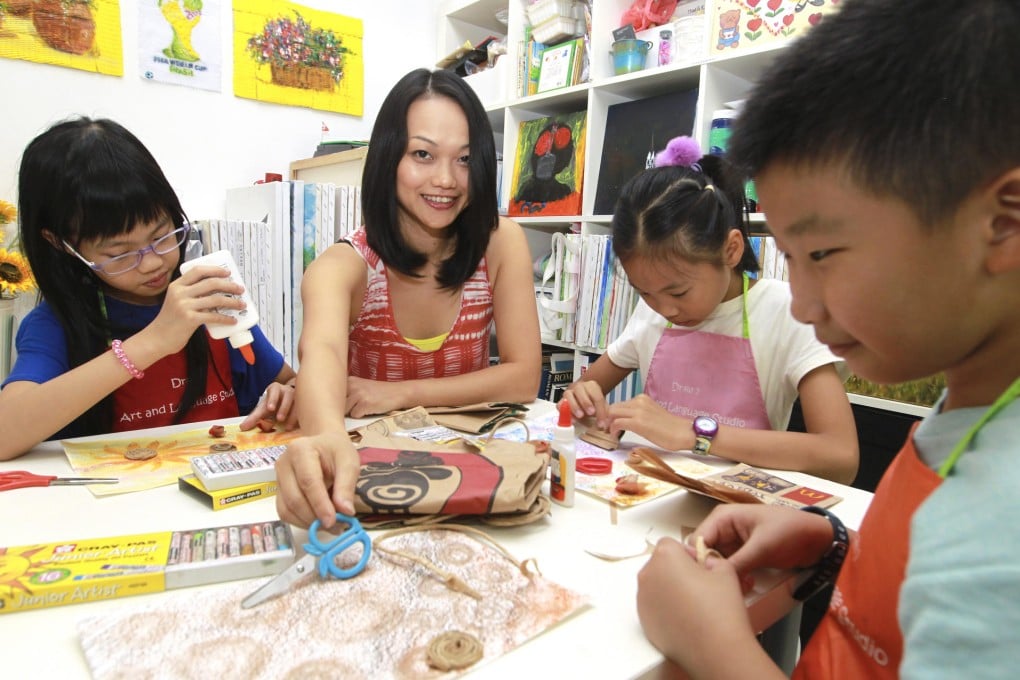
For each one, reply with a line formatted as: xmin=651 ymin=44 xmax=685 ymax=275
xmin=741 ymin=271 xmax=750 ymax=339
xmin=938 ymin=375 xmax=1020 ymax=478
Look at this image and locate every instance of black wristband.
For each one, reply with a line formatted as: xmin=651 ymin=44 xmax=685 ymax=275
xmin=793 ymin=506 xmax=850 ymax=601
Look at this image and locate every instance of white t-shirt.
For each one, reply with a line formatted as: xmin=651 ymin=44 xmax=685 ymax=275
xmin=606 ymin=278 xmax=846 ymax=431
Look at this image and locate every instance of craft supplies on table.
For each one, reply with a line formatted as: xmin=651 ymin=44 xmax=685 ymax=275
xmin=0 ymin=520 xmax=294 ymax=614
xmin=0 ymin=470 xmax=118 ymax=491
xmin=242 ymin=513 xmax=371 ymax=609
xmin=178 ymin=473 xmax=278 ymax=510
xmin=189 ymin=444 xmax=286 ymax=491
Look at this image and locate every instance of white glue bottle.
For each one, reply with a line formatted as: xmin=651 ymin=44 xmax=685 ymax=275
xmin=180 ymin=250 xmax=258 ymax=365
xmin=550 ymin=400 xmax=576 ymax=507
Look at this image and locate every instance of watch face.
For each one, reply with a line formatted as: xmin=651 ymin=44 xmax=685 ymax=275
xmin=693 ymin=416 xmax=719 ymax=438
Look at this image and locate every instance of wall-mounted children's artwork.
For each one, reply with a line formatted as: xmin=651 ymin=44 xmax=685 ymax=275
xmin=232 ymin=0 xmax=363 ymax=116
xmin=0 ymin=0 xmax=123 ymax=76
xmin=593 ymin=87 xmax=698 ymax=215
xmin=710 ymin=0 xmax=842 ymax=55
xmin=138 ymin=0 xmax=222 ymax=91
xmin=508 ymin=110 xmax=587 ymax=218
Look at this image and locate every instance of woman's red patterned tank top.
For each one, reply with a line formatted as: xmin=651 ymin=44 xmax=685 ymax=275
xmin=346 ymin=228 xmax=493 ymax=380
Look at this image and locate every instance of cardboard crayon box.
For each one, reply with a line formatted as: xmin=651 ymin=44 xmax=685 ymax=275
xmin=0 ymin=520 xmax=293 ymax=614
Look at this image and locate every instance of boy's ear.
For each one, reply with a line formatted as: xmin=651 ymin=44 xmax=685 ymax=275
xmin=985 ymin=169 xmax=1020 ymax=275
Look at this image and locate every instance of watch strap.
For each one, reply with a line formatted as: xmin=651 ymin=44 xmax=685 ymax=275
xmin=793 ymin=506 xmax=850 ymax=601
xmin=693 ymin=435 xmax=712 ymax=455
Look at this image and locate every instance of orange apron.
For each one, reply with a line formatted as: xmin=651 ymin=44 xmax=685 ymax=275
xmin=793 ymin=423 xmax=937 ymax=678
xmin=794 ymin=374 xmax=1020 ymax=678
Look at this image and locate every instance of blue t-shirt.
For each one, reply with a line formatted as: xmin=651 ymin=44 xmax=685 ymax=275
xmin=2 ymin=297 xmax=284 ymax=439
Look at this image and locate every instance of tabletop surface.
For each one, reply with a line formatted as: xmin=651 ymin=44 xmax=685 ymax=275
xmin=0 ymin=402 xmax=873 ymax=678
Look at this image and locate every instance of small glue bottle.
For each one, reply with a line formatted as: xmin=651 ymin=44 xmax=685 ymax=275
xmin=180 ymin=250 xmax=259 ymax=365
xmin=550 ymin=400 xmax=576 ymax=507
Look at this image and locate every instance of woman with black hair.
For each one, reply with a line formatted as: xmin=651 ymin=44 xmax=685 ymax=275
xmin=276 ymin=68 xmax=541 ymax=529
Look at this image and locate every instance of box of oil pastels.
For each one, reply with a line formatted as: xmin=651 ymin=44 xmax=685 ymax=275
xmin=0 ymin=520 xmax=293 ymax=614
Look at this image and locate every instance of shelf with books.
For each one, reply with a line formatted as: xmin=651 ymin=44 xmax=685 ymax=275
xmin=439 ymin=2 xmax=936 ymax=415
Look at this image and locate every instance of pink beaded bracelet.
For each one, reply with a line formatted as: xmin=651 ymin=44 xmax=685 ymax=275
xmin=111 ymin=339 xmax=144 ymax=380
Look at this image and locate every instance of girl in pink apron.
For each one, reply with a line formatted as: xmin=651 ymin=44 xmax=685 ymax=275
xmin=562 ymin=136 xmax=858 ymax=483
xmin=0 ymin=117 xmax=296 ymax=460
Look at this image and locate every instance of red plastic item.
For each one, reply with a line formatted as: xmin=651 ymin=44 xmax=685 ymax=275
xmin=557 ymin=399 xmax=573 ymax=427
xmin=621 ymin=0 xmax=679 ymax=32
xmin=576 ymin=457 xmax=614 ymax=475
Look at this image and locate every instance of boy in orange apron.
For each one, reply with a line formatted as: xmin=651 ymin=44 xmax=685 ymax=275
xmin=634 ymin=1 xmax=1020 ymax=677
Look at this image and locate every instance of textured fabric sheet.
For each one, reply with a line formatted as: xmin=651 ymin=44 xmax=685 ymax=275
xmin=79 ymin=529 xmax=589 ymax=679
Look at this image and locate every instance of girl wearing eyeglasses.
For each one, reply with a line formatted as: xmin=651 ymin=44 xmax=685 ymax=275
xmin=0 ymin=117 xmax=297 ymax=460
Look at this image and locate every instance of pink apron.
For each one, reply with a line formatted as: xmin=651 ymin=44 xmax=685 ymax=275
xmin=643 ymin=273 xmax=771 ymax=430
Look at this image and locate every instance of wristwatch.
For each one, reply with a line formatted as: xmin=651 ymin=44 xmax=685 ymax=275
xmin=692 ymin=416 xmax=718 ymax=455
xmin=793 ymin=506 xmax=850 ymax=601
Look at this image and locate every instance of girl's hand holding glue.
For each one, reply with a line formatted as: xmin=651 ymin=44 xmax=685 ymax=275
xmin=146 ymin=261 xmax=246 ymax=357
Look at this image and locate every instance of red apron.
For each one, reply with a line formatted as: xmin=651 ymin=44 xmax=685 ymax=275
xmin=112 ymin=337 xmax=240 ymax=431
xmin=643 ymin=273 xmax=772 ymax=431
xmin=793 ymin=423 xmax=938 ymax=678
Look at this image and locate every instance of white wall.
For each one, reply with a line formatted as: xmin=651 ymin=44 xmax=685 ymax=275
xmin=0 ymin=0 xmax=442 ymax=219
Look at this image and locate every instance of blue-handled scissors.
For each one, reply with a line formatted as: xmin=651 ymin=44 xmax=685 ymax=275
xmin=241 ymin=513 xmax=371 ymax=609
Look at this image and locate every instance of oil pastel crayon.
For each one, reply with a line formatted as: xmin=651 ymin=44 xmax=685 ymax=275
xmin=204 ymin=529 xmax=216 ymax=561
xmin=216 ymin=528 xmax=229 ymax=559
xmin=251 ymin=524 xmax=264 ymax=553
xmin=191 ymin=532 xmax=204 ymax=562
xmin=261 ymin=523 xmax=277 ymax=552
xmin=167 ymin=532 xmax=181 ymax=565
xmin=228 ymin=526 xmax=241 ymax=558
xmin=179 ymin=531 xmax=192 ymax=563
xmin=240 ymin=527 xmax=253 ymax=555
xmin=273 ymin=523 xmax=290 ymax=551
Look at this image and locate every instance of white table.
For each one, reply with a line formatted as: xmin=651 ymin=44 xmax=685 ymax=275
xmin=0 ymin=408 xmax=872 ymax=678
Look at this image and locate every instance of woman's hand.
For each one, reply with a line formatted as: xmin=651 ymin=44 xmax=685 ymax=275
xmin=239 ymin=382 xmax=298 ymax=431
xmin=275 ymin=431 xmax=360 ymax=529
xmin=607 ymin=394 xmax=690 ymax=450
xmin=346 ymin=376 xmax=410 ymax=418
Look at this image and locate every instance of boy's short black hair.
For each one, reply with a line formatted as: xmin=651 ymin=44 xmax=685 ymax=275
xmin=728 ymin=0 xmax=1020 ymax=225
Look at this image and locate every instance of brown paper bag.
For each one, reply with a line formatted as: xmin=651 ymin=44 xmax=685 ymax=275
xmin=349 ymin=408 xmax=550 ymax=527
xmin=425 ymin=402 xmax=529 ymax=434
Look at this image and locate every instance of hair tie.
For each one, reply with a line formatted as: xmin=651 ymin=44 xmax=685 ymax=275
xmin=703 ymin=184 xmax=716 ymax=192
xmin=654 ymin=135 xmax=703 ymax=170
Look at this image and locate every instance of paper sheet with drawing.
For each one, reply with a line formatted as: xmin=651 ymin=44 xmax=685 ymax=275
xmin=61 ymin=424 xmax=301 ymax=497
xmin=574 ymin=441 xmax=717 ymax=507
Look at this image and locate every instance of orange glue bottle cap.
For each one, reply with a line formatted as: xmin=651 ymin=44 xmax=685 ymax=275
xmin=557 ymin=399 xmax=572 ymax=427
xmin=229 ymin=330 xmax=256 ymax=365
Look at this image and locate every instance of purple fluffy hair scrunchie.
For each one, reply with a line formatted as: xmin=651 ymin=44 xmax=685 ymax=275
xmin=654 ymin=135 xmax=703 ymax=168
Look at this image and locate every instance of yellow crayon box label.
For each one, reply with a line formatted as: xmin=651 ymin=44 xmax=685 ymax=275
xmin=0 ymin=522 xmax=293 ymax=614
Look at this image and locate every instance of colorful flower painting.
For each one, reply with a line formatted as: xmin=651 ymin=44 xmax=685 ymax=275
xmin=233 ymin=0 xmax=363 ymax=116
xmin=0 ymin=0 xmax=123 ymax=76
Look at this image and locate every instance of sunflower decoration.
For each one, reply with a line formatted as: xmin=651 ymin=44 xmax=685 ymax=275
xmin=0 ymin=198 xmax=36 ymax=300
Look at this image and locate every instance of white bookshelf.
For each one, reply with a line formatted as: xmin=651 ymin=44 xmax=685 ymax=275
xmin=439 ymin=0 xmax=788 ymax=377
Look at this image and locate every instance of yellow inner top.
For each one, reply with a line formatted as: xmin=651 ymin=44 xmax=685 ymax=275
xmin=405 ymin=332 xmax=449 ymax=352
